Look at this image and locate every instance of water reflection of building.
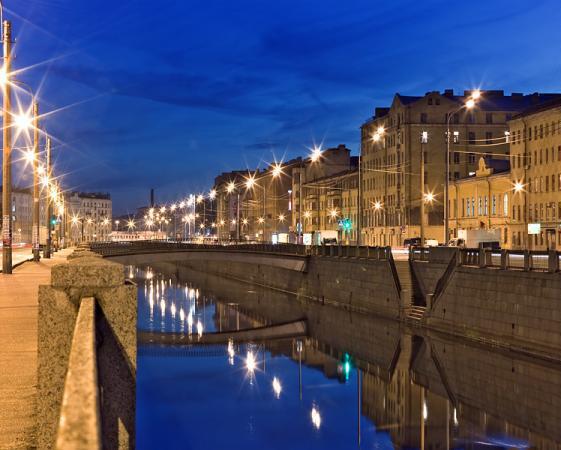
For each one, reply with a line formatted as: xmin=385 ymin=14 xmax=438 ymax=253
xmin=147 ymin=263 xmax=561 ymax=449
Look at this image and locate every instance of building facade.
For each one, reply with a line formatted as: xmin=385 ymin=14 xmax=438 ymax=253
xmin=360 ymin=90 xmax=561 ymax=247
xmin=292 ymin=145 xmax=355 ymax=243
xmin=65 ymin=192 xmax=112 ymax=244
xmin=301 ymin=165 xmax=359 ymax=245
xmin=448 ymin=157 xmax=512 ymax=248
xmin=509 ymin=98 xmax=561 ymax=250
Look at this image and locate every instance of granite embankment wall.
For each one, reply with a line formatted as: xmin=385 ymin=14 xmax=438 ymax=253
xmin=110 ymin=251 xmax=402 ymax=320
xmin=425 ymin=265 xmax=561 ymax=356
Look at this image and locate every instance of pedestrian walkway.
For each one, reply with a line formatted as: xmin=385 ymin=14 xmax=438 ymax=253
xmin=0 ymin=248 xmax=73 ymax=449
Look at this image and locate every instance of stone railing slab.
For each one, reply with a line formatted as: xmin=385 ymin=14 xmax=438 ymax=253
xmin=56 ymin=297 xmax=101 ymax=450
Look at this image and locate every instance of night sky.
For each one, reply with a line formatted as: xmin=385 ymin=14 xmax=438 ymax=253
xmin=7 ymin=0 xmax=561 ymax=214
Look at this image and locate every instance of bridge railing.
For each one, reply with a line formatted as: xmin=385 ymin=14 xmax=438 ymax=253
xmin=411 ymin=245 xmax=559 ymax=272
xmin=89 ymin=240 xmax=395 ymax=261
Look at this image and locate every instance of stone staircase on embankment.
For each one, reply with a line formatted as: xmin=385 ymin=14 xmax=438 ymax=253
xmin=393 ymin=259 xmax=426 ymax=323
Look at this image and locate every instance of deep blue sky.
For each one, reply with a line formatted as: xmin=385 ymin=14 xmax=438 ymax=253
xmin=7 ymin=0 xmax=561 ymax=214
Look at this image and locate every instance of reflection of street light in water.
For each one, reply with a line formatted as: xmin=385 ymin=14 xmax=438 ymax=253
xmin=227 ymin=339 xmax=235 ymax=365
xmin=272 ymin=377 xmax=282 ymax=399
xmin=246 ymin=350 xmax=256 ymax=373
xmin=196 ymin=320 xmax=203 ymax=338
xmin=311 ymin=406 xmax=321 ymax=429
xmin=296 ymin=340 xmax=303 ymax=400
xmin=187 ymin=311 xmax=193 ymax=334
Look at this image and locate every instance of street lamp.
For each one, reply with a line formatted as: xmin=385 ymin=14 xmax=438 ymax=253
xmin=297 ymin=147 xmax=323 ymax=245
xmin=245 ymin=174 xmax=266 ymax=242
xmin=445 ymin=90 xmax=481 ymax=244
xmin=362 ymin=127 xmax=385 ymax=247
xmin=1 ymin=17 xmax=14 ymax=273
xmin=13 ymin=84 xmax=40 ymax=261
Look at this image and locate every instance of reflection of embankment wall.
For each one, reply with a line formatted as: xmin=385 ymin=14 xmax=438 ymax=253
xmin=413 ymin=332 xmax=561 ymax=446
xmin=147 ymin=262 xmax=402 ymax=374
xmin=112 ymin=252 xmax=401 ymax=320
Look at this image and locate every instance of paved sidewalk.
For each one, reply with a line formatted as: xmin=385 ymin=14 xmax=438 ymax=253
xmin=0 ymin=249 xmax=73 ymax=449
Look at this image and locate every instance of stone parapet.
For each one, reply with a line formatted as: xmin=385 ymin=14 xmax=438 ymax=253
xmin=37 ymin=250 xmax=136 ymax=450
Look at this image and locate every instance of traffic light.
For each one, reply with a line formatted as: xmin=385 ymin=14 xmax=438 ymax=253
xmin=338 ymin=218 xmax=352 ymax=232
xmin=50 ymin=215 xmax=57 ymax=226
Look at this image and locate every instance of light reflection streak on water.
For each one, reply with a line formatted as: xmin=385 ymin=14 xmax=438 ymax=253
xmin=227 ymin=339 xmax=235 ymax=365
xmin=311 ymin=406 xmax=321 ymax=430
xmin=272 ymin=377 xmax=282 ymax=399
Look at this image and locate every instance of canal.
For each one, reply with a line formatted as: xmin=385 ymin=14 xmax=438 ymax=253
xmin=132 ymin=262 xmax=561 ymax=449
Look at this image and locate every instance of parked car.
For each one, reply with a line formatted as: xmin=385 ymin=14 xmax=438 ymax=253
xmin=403 ymin=237 xmax=421 ymax=248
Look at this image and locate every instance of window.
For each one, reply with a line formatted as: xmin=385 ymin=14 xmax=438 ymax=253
xmin=454 ymin=152 xmax=460 ymax=164
xmin=420 ymin=113 xmax=427 ymax=123
xmin=486 ymin=131 xmax=493 ymax=144
xmin=468 ymin=153 xmax=476 ymax=164
xmin=454 ymin=171 xmax=460 ymax=179
xmin=484 ymin=196 xmax=488 ymax=215
xmin=486 ymin=113 xmax=493 ymax=124
xmin=505 ymin=131 xmax=510 ymax=143
xmin=492 ymin=195 xmax=496 ymax=215
xmin=468 ymin=132 xmax=476 ymax=144
xmin=478 ymin=196 xmax=482 ymax=215
xmin=453 ymin=131 xmax=460 ymax=143
xmin=503 ymin=194 xmax=509 ymax=217
xmin=428 ymin=97 xmax=433 ymax=105
xmin=421 ymin=131 xmax=428 ymax=143
xmin=453 ymin=113 xmax=459 ymax=124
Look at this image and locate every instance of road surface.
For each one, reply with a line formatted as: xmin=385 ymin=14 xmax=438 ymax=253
xmin=0 ymin=247 xmax=34 ymax=272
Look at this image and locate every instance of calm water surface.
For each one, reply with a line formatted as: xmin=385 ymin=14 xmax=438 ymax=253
xmin=132 ymin=264 xmax=561 ymax=450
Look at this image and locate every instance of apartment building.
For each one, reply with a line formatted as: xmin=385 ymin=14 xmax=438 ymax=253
xmin=66 ymin=192 xmax=112 ymax=243
xmin=509 ymin=97 xmax=561 ymax=250
xmin=448 ymin=157 xmax=512 ymax=248
xmin=360 ymin=90 xmax=561 ymax=247
xmin=301 ymin=162 xmax=358 ymax=245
